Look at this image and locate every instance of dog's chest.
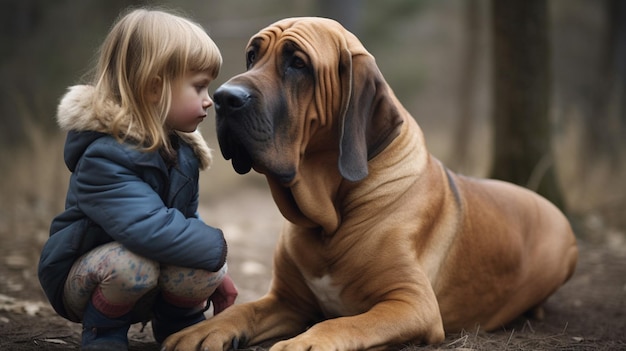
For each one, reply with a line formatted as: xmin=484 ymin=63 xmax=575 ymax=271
xmin=305 ymin=274 xmax=346 ymax=317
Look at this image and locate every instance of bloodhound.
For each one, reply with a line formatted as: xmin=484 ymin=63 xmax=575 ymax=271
xmin=163 ymin=17 xmax=578 ymax=351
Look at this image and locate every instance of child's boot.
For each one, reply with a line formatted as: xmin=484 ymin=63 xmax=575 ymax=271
xmin=151 ymin=295 xmax=206 ymax=343
xmin=81 ymin=299 xmax=130 ymax=351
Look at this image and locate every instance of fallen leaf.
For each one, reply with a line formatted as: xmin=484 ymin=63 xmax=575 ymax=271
xmin=41 ymin=338 xmax=68 ymax=345
xmin=5 ymin=254 xmax=30 ymax=269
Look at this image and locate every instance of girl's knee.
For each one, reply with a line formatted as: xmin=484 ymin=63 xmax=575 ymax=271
xmin=101 ymin=245 xmax=160 ymax=294
xmin=159 ymin=263 xmax=227 ymax=302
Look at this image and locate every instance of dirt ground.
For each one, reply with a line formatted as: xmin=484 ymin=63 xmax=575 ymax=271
xmin=1 ymin=185 xmax=625 ymax=350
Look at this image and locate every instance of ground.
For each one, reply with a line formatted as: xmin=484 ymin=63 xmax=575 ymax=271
xmin=1 ymin=185 xmax=625 ymax=350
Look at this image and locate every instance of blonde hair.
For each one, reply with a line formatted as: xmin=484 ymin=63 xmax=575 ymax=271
xmin=92 ymin=8 xmax=222 ymax=154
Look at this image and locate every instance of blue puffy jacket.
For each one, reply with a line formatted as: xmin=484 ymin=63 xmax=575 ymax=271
xmin=38 ymin=85 xmax=227 ymax=320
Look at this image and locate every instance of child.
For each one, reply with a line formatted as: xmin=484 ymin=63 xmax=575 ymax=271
xmin=38 ymin=8 xmax=237 ymax=350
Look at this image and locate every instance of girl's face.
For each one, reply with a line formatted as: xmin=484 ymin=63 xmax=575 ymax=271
xmin=166 ymin=71 xmax=214 ymax=132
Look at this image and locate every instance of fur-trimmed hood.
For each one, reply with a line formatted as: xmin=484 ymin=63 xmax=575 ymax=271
xmin=57 ymin=85 xmax=212 ymax=169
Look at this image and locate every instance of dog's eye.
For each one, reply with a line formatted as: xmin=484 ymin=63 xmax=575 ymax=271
xmin=246 ymin=50 xmax=257 ymax=68
xmin=290 ymin=56 xmax=306 ymax=69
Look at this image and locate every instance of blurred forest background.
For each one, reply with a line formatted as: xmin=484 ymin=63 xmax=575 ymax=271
xmin=0 ymin=0 xmax=625 ymax=268
xmin=2 ymin=1 xmax=625 ymax=349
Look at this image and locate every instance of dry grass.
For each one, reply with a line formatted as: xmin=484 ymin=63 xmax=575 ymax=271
xmin=0 ymin=124 xmax=67 ymax=258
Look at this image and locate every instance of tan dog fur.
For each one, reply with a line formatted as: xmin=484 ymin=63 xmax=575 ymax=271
xmin=163 ymin=17 xmax=578 ymax=351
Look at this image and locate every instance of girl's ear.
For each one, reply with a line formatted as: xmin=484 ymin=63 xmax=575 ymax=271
xmin=147 ymin=76 xmax=163 ymax=103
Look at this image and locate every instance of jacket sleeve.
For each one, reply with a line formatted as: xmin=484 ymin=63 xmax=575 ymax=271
xmin=73 ymin=140 xmax=226 ymax=272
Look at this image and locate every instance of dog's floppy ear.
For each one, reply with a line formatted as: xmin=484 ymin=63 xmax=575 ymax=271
xmin=337 ymin=50 xmax=404 ymax=182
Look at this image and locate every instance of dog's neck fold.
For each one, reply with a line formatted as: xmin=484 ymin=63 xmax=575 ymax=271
xmin=266 ymin=154 xmax=343 ymax=234
xmin=266 ymin=114 xmax=427 ymax=236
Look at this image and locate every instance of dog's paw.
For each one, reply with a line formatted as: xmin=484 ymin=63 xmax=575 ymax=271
xmin=269 ymin=335 xmax=337 ymax=351
xmin=161 ymin=322 xmax=247 ymax=351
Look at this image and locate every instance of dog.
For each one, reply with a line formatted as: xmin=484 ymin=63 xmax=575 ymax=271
xmin=162 ymin=17 xmax=578 ymax=351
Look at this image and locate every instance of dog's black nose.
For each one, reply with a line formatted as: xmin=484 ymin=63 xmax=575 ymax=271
xmin=214 ymin=84 xmax=251 ymax=113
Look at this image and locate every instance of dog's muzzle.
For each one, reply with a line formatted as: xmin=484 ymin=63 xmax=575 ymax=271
xmin=214 ymin=84 xmax=256 ymax=175
xmin=214 ymin=82 xmax=297 ymax=184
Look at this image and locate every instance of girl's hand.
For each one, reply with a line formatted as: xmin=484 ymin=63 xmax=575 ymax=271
xmin=210 ymin=274 xmax=238 ymax=315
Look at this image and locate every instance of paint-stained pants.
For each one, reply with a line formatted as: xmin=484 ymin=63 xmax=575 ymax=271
xmin=62 ymin=242 xmax=226 ymax=322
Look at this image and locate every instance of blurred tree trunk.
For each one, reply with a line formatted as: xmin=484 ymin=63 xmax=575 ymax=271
xmin=0 ymin=0 xmax=42 ymax=63
xmin=450 ymin=0 xmax=481 ymax=174
xmin=490 ymin=0 xmax=565 ymax=210
xmin=614 ymin=0 xmax=626 ymax=135
xmin=587 ymin=0 xmax=626 ymax=163
xmin=0 ymin=0 xmax=44 ymax=146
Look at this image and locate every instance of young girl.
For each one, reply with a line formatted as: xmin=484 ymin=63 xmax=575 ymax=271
xmin=38 ymin=8 xmax=237 ymax=350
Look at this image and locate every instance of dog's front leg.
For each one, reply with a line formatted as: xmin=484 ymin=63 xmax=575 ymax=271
xmin=161 ymin=294 xmax=311 ymax=351
xmin=269 ymin=292 xmax=445 ymax=351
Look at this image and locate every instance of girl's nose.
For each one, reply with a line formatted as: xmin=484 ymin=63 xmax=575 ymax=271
xmin=203 ymin=95 xmax=213 ymax=109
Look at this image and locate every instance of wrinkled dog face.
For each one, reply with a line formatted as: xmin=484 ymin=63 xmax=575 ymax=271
xmin=214 ymin=18 xmax=401 ymax=185
xmin=213 ymin=22 xmax=322 ymax=185
xmin=214 ymin=18 xmax=359 ymax=186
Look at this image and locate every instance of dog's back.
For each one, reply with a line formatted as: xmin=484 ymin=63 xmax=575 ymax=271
xmin=431 ymin=173 xmax=578 ymax=331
